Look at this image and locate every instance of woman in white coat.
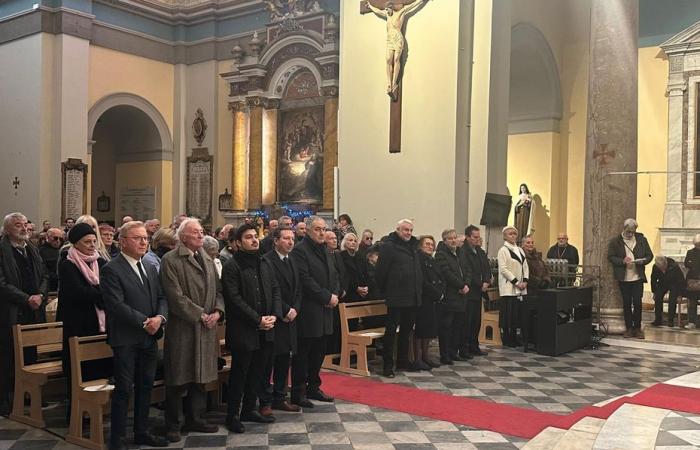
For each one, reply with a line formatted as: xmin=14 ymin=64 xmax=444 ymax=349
xmin=497 ymin=226 xmax=529 ymax=347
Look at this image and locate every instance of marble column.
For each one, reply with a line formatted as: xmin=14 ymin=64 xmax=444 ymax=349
xmin=247 ymin=97 xmax=264 ymax=210
xmin=262 ymin=102 xmax=279 ymax=206
xmin=323 ymin=88 xmax=339 ymax=211
xmin=230 ymin=102 xmax=247 ymax=211
xmin=582 ymin=0 xmax=639 ymax=334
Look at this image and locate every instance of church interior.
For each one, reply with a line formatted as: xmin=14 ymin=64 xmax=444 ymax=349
xmin=3 ymin=0 xmax=700 ymax=448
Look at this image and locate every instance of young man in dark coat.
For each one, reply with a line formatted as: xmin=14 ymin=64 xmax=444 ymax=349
xmin=290 ymin=216 xmax=339 ymax=408
xmin=650 ymin=256 xmax=685 ymax=327
xmin=0 ymin=212 xmax=48 ymax=416
xmin=375 ymin=219 xmax=423 ymax=378
xmin=607 ymin=218 xmax=653 ymax=339
xmin=261 ymin=227 xmax=302 ymax=414
xmin=221 ymin=223 xmax=282 ymax=433
xmin=461 ymin=225 xmax=492 ymax=356
xmin=434 ymin=229 xmax=471 ymax=365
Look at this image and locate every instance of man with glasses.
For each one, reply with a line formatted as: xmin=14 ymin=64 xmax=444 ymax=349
xmin=39 ymin=228 xmax=64 ymax=291
xmin=102 ymin=221 xmax=168 ymax=450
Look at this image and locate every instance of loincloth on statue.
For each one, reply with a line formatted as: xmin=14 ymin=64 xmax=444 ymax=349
xmin=386 ymin=29 xmax=405 ymax=53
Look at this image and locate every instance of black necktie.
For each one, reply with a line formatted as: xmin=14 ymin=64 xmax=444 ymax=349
xmin=282 ymin=256 xmax=288 ymax=264
xmin=136 ymin=261 xmax=149 ymax=288
xmin=194 ymin=251 xmax=207 ymax=274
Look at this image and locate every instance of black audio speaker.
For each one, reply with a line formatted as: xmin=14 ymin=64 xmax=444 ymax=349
xmin=480 ymin=193 xmax=512 ymax=226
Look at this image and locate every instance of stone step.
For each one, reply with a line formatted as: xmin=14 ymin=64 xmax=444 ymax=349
xmin=552 ymin=417 xmax=606 ymax=450
xmin=592 ymin=403 xmax=670 ymax=449
xmin=522 ymin=426 xmax=567 ymax=450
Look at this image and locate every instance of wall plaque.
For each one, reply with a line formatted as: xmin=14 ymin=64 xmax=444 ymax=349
xmin=61 ymin=158 xmax=88 ymax=223
xmin=118 ymin=186 xmax=156 ymax=221
xmin=187 ymin=148 xmax=213 ymax=224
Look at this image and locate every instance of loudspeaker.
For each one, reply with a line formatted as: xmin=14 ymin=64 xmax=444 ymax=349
xmin=480 ymin=193 xmax=512 ymax=226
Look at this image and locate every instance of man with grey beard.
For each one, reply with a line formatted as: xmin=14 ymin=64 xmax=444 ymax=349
xmin=0 ymin=212 xmax=48 ymax=415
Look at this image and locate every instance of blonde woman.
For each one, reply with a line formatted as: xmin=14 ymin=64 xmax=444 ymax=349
xmin=497 ymin=226 xmax=529 ymax=347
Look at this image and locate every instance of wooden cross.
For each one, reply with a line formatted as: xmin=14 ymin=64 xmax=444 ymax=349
xmin=12 ymin=177 xmax=19 ymax=189
xmin=361 ymin=0 xmax=424 ymax=153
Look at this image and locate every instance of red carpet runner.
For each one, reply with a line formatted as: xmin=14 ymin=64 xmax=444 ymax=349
xmin=320 ymin=372 xmax=700 ymax=438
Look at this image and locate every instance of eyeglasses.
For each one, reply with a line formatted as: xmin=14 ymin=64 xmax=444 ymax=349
xmin=124 ymin=236 xmax=149 ymax=242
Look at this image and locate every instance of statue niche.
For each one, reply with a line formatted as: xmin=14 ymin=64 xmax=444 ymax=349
xmin=277 ymin=69 xmax=324 ymax=204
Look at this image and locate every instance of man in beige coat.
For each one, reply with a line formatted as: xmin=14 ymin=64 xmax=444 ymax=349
xmin=160 ymin=218 xmax=225 ymax=442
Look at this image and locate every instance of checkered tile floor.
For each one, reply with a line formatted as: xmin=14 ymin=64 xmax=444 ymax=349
xmin=2 ymin=343 xmax=700 ymax=449
xmin=655 ymin=411 xmax=700 ymax=449
xmin=367 ymin=344 xmax=700 ymax=414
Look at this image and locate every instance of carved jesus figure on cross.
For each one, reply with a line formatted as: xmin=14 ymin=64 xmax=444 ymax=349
xmin=364 ymin=0 xmax=427 ymax=100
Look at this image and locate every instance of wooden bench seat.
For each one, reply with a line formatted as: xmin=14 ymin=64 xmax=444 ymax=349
xmin=323 ymin=300 xmax=387 ymax=377
xmin=10 ymin=322 xmax=64 ymax=428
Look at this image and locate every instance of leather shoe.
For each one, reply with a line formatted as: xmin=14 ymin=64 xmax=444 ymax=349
xmin=165 ymin=430 xmax=181 ymax=443
xmin=182 ymin=421 xmax=218 ymax=433
xmin=307 ymin=389 xmax=334 ymax=402
xmin=241 ymin=410 xmax=276 ymax=423
xmin=423 ymin=358 xmax=441 ymax=368
xmin=291 ymin=397 xmax=314 ymax=408
xmin=259 ymin=406 xmax=275 ymax=418
xmin=469 ymin=349 xmax=488 ymax=356
xmin=272 ymin=400 xmax=301 ymax=412
xmin=411 ymin=360 xmax=431 ymax=371
xmin=226 ymin=416 xmax=245 ymax=434
xmin=383 ymin=368 xmax=395 ymax=378
xmin=134 ymin=432 xmax=168 ymax=447
xmin=439 ymin=357 xmax=454 ymax=365
xmin=455 ymin=353 xmax=473 ymax=361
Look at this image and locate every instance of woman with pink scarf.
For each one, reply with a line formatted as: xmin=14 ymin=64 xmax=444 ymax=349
xmin=57 ymin=223 xmax=111 ymax=411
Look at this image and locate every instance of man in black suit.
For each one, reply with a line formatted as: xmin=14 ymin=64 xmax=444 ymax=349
xmin=290 ymin=216 xmax=339 ymax=408
xmin=221 ymin=224 xmax=282 ymax=433
xmin=0 ymin=212 xmax=48 ymax=416
xmin=261 ymin=227 xmax=302 ymax=415
xmin=461 ymin=225 xmax=492 ymax=356
xmin=101 ymin=221 xmax=168 ymax=450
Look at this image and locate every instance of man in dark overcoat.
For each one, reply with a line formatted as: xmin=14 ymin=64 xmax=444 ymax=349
xmin=221 ymin=223 xmax=282 ymax=433
xmin=461 ymin=225 xmax=492 ymax=356
xmin=290 ymin=216 xmax=339 ymax=407
xmin=0 ymin=212 xmax=48 ymax=416
xmin=375 ymin=219 xmax=423 ymax=378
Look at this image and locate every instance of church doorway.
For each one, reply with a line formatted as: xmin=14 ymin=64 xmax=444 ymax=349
xmin=87 ymin=93 xmax=173 ymax=225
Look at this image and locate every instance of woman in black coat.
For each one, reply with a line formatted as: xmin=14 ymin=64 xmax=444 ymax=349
xmin=340 ymin=233 xmax=369 ymax=302
xmin=57 ymin=224 xmax=111 ymax=402
xmin=413 ymin=236 xmax=444 ymax=370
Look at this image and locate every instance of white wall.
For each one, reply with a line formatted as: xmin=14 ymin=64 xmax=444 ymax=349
xmin=338 ymin=0 xmax=470 ymax=238
xmin=0 ymin=34 xmax=48 ymax=223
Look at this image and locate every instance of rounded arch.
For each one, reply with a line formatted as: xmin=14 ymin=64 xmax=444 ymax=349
xmin=509 ymin=23 xmax=562 ymax=134
xmin=259 ymin=33 xmax=325 ymax=67
xmin=267 ymin=57 xmax=324 ymax=99
xmin=88 ymin=93 xmax=173 ymax=159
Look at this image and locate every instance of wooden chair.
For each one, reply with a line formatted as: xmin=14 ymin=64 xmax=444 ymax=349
xmin=479 ymin=289 xmax=502 ymax=348
xmin=324 ymin=300 xmax=387 ymax=377
xmin=65 ymin=335 xmax=114 ymax=450
xmin=10 ymin=322 xmax=64 ymax=427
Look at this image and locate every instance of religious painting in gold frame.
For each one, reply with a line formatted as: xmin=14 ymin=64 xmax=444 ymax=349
xmin=277 ymin=107 xmax=324 ymax=204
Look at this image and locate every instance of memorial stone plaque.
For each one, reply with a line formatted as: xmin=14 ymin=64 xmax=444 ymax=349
xmin=118 ymin=186 xmax=156 ymax=221
xmin=187 ymin=148 xmax=213 ymax=224
xmin=61 ymin=159 xmax=87 ymax=223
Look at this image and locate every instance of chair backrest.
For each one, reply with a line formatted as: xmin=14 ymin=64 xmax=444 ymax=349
xmin=338 ymin=300 xmax=387 ymax=336
xmin=12 ymin=322 xmax=63 ymax=368
xmin=68 ymin=335 xmax=112 ymax=388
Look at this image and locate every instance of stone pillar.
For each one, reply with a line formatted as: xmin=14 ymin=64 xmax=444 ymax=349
xmin=247 ymin=97 xmax=264 ymax=210
xmin=582 ymin=0 xmax=638 ymax=334
xmin=230 ymin=102 xmax=247 ymax=211
xmin=323 ymin=87 xmax=339 ymax=212
xmin=468 ymin=0 xmax=511 ymax=256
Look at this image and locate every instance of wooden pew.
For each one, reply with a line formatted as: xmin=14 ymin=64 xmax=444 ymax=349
xmin=324 ymin=300 xmax=387 ymax=377
xmin=65 ymin=335 xmax=166 ymax=450
xmin=479 ymin=288 xmax=502 ymax=348
xmin=10 ymin=322 xmax=64 ymax=427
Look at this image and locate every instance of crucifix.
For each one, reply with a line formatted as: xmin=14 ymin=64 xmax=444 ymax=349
xmin=361 ymin=0 xmax=428 ymax=153
xmin=12 ymin=177 xmax=20 ymax=195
